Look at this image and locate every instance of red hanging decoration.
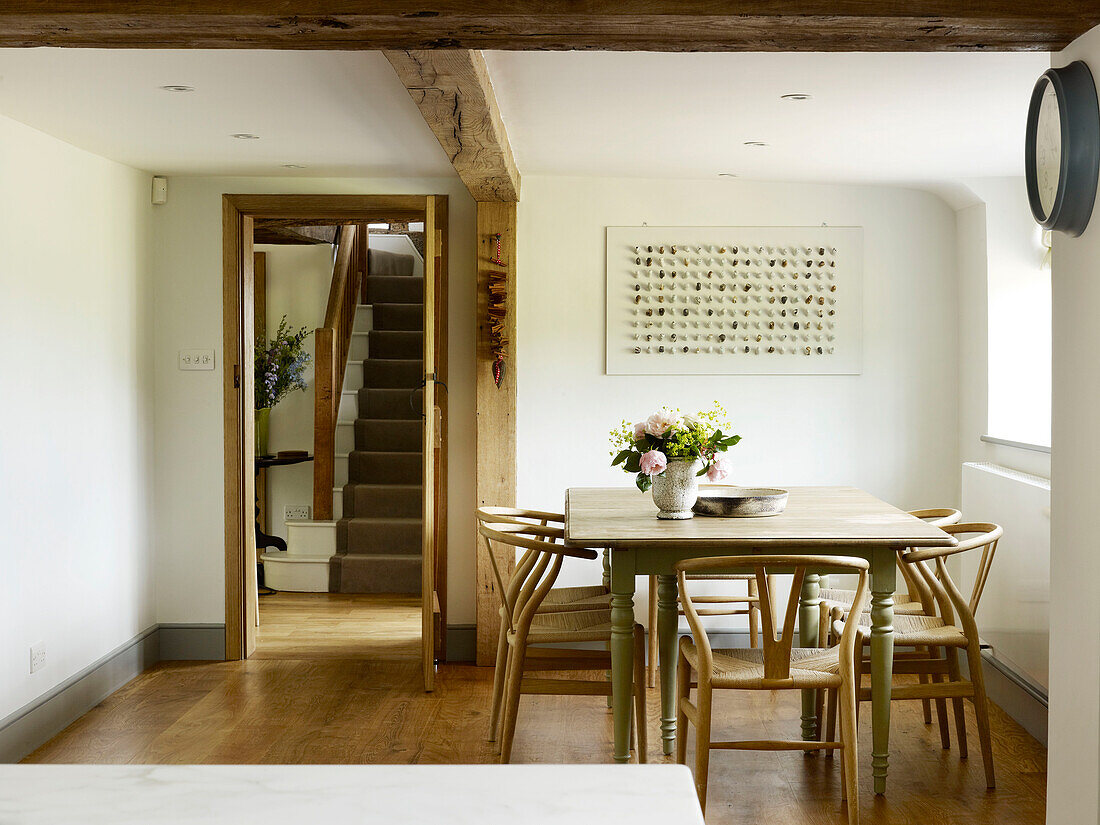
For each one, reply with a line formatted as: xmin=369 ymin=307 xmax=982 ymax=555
xmin=486 ymin=233 xmax=509 ymax=388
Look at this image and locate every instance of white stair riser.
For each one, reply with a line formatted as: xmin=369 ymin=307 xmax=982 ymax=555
xmin=336 ymin=422 xmax=355 ymax=453
xmin=354 ymin=304 xmax=373 ymax=331
xmin=338 ymin=392 xmax=358 ymax=422
xmin=261 ymin=552 xmax=331 ymax=593
xmin=285 ymin=521 xmax=338 ymax=557
xmin=344 ymin=362 xmax=364 ymax=393
xmin=349 ymin=333 xmax=370 ymax=361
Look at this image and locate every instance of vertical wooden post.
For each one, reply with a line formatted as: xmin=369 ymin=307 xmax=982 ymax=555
xmin=475 ymin=201 xmax=517 ymax=665
xmin=313 ymin=326 xmax=336 ymax=520
xmin=254 ymin=251 xmax=268 ymax=532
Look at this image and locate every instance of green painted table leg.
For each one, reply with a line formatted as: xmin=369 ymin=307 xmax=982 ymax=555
xmin=870 ymin=548 xmax=897 ymax=795
xmin=604 ymin=550 xmax=612 ymax=708
xmin=799 ymin=571 xmax=821 ymax=741
xmin=657 ymin=574 xmax=679 ymax=756
xmin=610 ymin=550 xmax=636 ymax=763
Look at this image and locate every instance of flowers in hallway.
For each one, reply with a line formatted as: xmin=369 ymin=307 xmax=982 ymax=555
xmin=255 ymin=315 xmax=312 ymax=410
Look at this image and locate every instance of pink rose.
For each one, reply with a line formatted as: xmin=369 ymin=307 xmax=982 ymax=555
xmin=639 ymin=449 xmax=668 ymax=476
xmin=706 ymin=455 xmax=733 ymax=482
xmin=645 ymin=409 xmax=678 ymax=437
xmin=633 ymin=422 xmax=646 ymax=441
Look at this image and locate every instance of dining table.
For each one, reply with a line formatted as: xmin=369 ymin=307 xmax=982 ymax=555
xmin=563 ymin=485 xmax=957 ymax=794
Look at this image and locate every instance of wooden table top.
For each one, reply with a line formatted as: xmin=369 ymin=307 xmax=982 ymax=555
xmin=564 ymin=486 xmax=958 ymax=549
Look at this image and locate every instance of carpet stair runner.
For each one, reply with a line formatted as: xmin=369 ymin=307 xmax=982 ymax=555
xmin=329 ymin=268 xmax=425 ymax=594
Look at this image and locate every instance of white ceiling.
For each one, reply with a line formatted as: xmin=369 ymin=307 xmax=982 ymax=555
xmin=485 ymin=51 xmax=1050 ymax=186
xmin=0 ymin=49 xmax=1049 ymax=189
xmin=0 ymin=50 xmax=455 ymax=177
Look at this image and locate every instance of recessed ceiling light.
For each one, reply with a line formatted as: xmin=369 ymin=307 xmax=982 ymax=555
xmin=780 ymin=93 xmax=813 ymax=101
xmin=231 ymin=133 xmax=260 ymax=140
xmin=743 ymin=141 xmax=768 ymax=148
xmin=281 ymin=163 xmax=306 ymax=169
xmin=159 ymin=85 xmax=195 ymax=92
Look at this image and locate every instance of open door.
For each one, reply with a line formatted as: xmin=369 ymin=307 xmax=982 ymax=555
xmin=422 ymin=197 xmax=440 ymax=691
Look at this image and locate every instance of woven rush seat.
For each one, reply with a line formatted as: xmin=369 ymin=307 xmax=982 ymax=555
xmin=522 ymin=607 xmax=615 ymax=643
xmin=682 ymin=642 xmax=843 ymax=690
xmin=836 ymin=612 xmax=968 ymax=648
xmin=542 ymin=584 xmax=610 ymax=608
xmin=820 ymin=587 xmax=926 ymax=616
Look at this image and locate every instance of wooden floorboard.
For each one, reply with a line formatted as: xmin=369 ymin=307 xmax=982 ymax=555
xmin=24 ymin=593 xmax=1046 ymax=823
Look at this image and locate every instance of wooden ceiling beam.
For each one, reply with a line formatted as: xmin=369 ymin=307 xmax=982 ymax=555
xmin=384 ymin=50 xmax=519 ymax=202
xmin=0 ymin=3 xmax=1096 ymax=51
xmin=253 ymin=224 xmax=339 ymax=245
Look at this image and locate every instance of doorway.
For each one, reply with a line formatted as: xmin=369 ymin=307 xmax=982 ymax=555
xmin=222 ymin=194 xmax=448 ymax=691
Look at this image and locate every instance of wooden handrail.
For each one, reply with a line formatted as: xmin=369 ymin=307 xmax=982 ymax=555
xmin=313 ymin=224 xmax=365 ymax=520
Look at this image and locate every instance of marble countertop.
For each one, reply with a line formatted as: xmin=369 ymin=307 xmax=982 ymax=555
xmin=0 ymin=764 xmax=705 ymax=825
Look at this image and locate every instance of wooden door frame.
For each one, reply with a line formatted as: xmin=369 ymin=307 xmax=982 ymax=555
xmin=222 ymin=193 xmax=450 ymax=661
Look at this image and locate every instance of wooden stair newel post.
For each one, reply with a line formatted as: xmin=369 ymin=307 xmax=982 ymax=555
xmin=475 ymin=201 xmax=517 ymax=666
xmin=313 ymin=327 xmax=336 ymax=520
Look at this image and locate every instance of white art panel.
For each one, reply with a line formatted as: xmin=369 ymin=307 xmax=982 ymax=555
xmin=606 ymin=226 xmax=863 ymax=375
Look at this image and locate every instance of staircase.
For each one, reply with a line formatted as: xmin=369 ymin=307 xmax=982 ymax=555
xmin=329 ymin=259 xmax=425 ymax=594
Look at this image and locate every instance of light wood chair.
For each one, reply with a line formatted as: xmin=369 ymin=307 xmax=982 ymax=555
xmin=829 ymin=522 xmax=1003 ymax=789
xmin=476 ymin=507 xmax=611 ymax=736
xmin=675 ymin=555 xmax=869 ymax=822
xmin=816 ymin=507 xmax=962 ymax=740
xmin=477 ymin=517 xmax=647 ymax=764
xmin=646 ymin=573 xmax=761 ymax=688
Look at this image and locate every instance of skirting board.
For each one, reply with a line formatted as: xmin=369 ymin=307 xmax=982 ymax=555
xmin=445 ymin=625 xmax=476 ymax=663
xmin=0 ymin=623 xmax=226 ymax=764
xmin=963 ymin=652 xmax=1047 ymax=746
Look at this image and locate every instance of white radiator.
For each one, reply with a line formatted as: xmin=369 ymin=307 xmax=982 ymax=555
xmin=960 ymin=462 xmax=1050 ymax=697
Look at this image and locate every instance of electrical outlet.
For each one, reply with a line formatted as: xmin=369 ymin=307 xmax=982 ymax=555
xmin=30 ymin=642 xmax=46 ymax=674
xmin=285 ymin=505 xmax=311 ymax=521
xmin=178 ymin=349 xmax=215 ymax=371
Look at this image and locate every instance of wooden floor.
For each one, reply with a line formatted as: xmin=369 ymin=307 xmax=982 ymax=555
xmin=25 ymin=593 xmax=1046 ymax=824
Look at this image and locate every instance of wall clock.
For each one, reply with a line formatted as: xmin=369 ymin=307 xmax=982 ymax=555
xmin=1025 ymin=61 xmax=1100 ymax=237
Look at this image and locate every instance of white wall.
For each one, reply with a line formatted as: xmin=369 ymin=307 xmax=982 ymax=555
xmin=151 ymin=176 xmax=477 ymax=625
xmin=1048 ymin=26 xmax=1100 ymax=825
xmin=517 ymin=176 xmax=961 ymax=598
xmin=0 ymin=115 xmax=155 ymax=720
xmin=256 ymin=243 xmax=333 ymax=540
xmin=956 ymin=180 xmax=1051 ymax=478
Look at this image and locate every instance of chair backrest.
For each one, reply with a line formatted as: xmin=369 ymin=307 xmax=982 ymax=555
xmin=909 ymin=508 xmax=963 ymax=528
xmin=676 ymin=555 xmax=869 ymax=689
xmin=902 ymin=522 xmax=1003 ymax=637
xmin=475 ymin=507 xmax=563 ymax=625
xmin=898 ymin=508 xmax=963 ymax=607
xmin=474 ymin=516 xmax=597 ymax=634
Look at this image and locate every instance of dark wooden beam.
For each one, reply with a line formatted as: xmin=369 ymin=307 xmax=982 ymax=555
xmin=385 ymin=50 xmax=520 ymax=202
xmin=253 ymin=224 xmax=338 ymax=245
xmin=0 ymin=2 xmax=1095 ymax=51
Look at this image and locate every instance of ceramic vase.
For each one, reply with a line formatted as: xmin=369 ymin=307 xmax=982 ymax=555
xmin=651 ymin=456 xmax=702 ymax=519
xmin=255 ymin=407 xmax=271 ymax=457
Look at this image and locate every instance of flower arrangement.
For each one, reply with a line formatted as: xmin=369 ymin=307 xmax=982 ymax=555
xmin=610 ymin=402 xmax=741 ymax=492
xmin=255 ymin=315 xmax=312 ymax=410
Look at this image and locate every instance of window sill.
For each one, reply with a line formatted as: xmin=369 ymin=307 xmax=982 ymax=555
xmin=980 ymin=435 xmax=1051 ymax=454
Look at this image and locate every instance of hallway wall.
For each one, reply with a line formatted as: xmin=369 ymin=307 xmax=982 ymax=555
xmin=149 ymin=176 xmax=478 ymax=627
xmin=0 ymin=114 xmax=155 ymax=724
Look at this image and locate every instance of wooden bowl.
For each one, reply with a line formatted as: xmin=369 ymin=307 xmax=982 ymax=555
xmin=692 ymin=485 xmax=789 ymax=518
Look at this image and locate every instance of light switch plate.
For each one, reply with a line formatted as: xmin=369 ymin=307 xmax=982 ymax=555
xmin=179 ymin=349 xmax=215 ymax=370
